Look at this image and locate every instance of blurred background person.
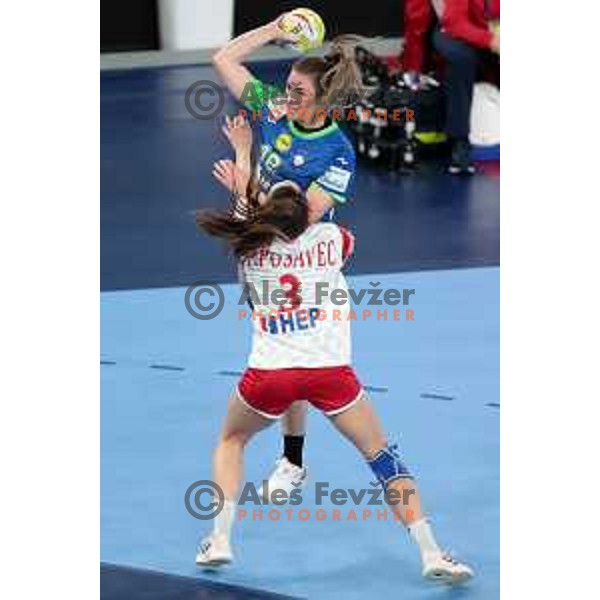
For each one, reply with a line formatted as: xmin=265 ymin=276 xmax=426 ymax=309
xmin=402 ymin=0 xmax=435 ymax=88
xmin=401 ymin=0 xmax=500 ymax=172
xmin=433 ymin=0 xmax=500 ymax=174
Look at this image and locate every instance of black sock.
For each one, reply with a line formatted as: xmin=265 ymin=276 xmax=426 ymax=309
xmin=283 ymin=435 xmax=305 ymax=468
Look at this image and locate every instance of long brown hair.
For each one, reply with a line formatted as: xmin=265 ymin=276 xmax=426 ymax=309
xmin=196 ymin=185 xmax=309 ymax=259
xmin=292 ymin=35 xmax=365 ymax=109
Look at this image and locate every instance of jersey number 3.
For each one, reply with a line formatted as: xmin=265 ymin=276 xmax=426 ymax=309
xmin=279 ymin=274 xmax=302 ymax=311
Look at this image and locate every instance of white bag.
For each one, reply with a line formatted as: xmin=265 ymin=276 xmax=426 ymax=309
xmin=470 ymin=82 xmax=500 ymax=146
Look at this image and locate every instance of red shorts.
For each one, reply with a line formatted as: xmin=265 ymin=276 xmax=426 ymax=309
xmin=237 ymin=366 xmax=363 ymax=419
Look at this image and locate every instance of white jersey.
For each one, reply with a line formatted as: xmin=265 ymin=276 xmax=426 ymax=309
xmin=240 ymin=223 xmax=353 ymax=369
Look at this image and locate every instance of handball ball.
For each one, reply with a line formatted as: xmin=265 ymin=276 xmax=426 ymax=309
xmin=280 ymin=8 xmax=326 ymax=53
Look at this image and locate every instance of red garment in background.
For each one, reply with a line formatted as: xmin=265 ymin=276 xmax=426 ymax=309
xmin=443 ymin=0 xmax=500 ymax=49
xmin=402 ymin=0 xmax=500 ymax=71
xmin=403 ymin=0 xmax=434 ymax=72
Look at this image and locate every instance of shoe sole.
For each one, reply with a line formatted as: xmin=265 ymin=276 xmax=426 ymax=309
xmin=259 ymin=477 xmax=308 ymax=504
xmin=424 ymin=569 xmax=473 ymax=585
xmin=196 ymin=556 xmax=232 ymax=568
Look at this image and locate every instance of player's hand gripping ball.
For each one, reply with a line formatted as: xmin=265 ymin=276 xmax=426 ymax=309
xmin=278 ymin=8 xmax=326 ymax=53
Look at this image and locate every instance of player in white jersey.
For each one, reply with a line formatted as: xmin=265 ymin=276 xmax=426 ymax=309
xmin=194 ymin=172 xmax=474 ymax=584
xmin=242 ymin=220 xmax=353 ymax=371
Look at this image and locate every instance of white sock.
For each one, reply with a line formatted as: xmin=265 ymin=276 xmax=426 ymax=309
xmin=213 ymin=499 xmax=236 ymax=540
xmin=408 ymin=518 xmax=441 ymax=559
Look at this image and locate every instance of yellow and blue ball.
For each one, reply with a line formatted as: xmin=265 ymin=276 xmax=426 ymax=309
xmin=280 ymin=8 xmax=326 ymax=53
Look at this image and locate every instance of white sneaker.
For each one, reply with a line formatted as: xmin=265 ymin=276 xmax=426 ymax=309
xmin=259 ymin=457 xmax=308 ymax=502
xmin=422 ymin=552 xmax=474 ymax=584
xmin=195 ymin=533 xmax=233 ymax=567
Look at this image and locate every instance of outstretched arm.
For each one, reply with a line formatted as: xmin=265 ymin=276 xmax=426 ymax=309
xmin=212 ymin=116 xmax=256 ymax=217
xmin=212 ymin=17 xmax=295 ymax=102
xmin=222 ymin=116 xmax=253 ymax=194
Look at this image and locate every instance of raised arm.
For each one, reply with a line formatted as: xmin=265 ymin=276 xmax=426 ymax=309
xmin=212 ymin=17 xmax=295 ymax=102
xmin=222 ymin=116 xmax=253 ymax=194
xmin=211 ymin=116 xmax=255 ymax=218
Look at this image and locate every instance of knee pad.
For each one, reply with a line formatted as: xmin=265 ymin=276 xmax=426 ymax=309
xmin=368 ymin=443 xmax=412 ymax=488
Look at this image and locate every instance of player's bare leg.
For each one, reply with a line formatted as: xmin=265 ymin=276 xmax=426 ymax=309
xmin=282 ymin=400 xmax=308 ymax=436
xmin=196 ymin=391 xmax=273 ymax=567
xmin=328 ymin=393 xmax=474 ymax=584
xmin=261 ymin=401 xmax=309 ymax=501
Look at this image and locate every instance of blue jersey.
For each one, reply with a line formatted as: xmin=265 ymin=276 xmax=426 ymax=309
xmin=242 ymin=79 xmax=356 ymax=213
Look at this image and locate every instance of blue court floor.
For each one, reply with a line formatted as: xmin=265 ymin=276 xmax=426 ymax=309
xmin=101 ymin=268 xmax=499 ymax=600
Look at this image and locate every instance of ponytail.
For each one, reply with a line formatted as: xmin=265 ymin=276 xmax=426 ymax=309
xmin=196 ymin=186 xmax=308 ymax=260
xmin=293 ymin=35 xmax=366 ymax=109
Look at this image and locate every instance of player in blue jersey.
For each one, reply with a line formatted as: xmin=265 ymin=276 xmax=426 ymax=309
xmin=237 ymin=72 xmax=356 ymax=221
xmin=211 ymin=13 xmax=363 ymax=495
